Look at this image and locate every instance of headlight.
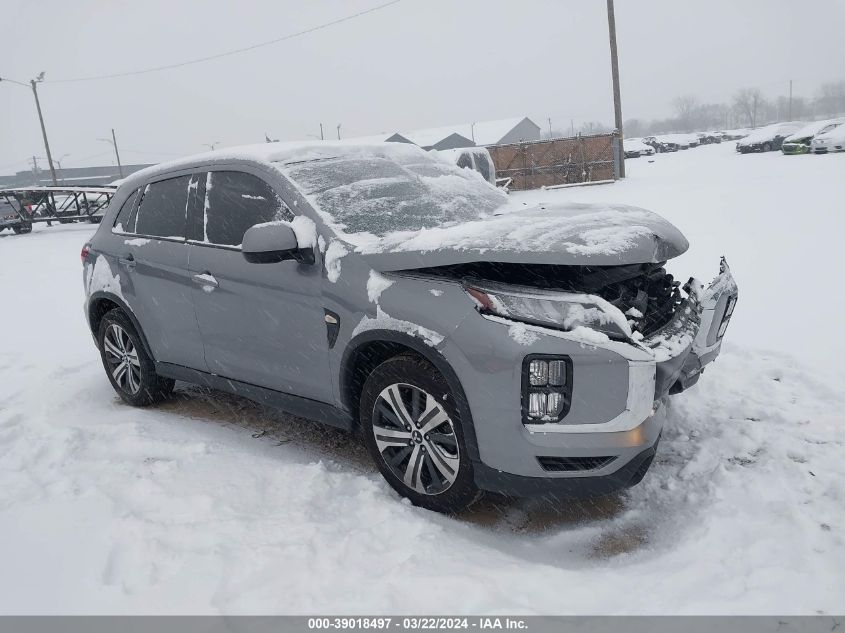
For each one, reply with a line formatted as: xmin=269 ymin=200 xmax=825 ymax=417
xmin=465 ymin=281 xmax=632 ymax=340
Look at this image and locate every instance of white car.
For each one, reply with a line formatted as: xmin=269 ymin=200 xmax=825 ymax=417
xmin=623 ymin=138 xmax=656 ymax=158
xmin=811 ymin=125 xmax=845 ymax=154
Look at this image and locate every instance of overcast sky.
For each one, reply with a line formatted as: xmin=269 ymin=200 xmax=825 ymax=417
xmin=2 ymin=0 xmax=843 ymax=174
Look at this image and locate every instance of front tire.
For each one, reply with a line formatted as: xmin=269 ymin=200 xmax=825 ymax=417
xmin=360 ymin=355 xmax=480 ymax=513
xmin=97 ymin=309 xmax=174 ymax=406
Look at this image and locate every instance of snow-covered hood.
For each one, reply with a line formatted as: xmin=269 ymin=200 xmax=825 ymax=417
xmin=353 ymin=202 xmax=689 ymax=272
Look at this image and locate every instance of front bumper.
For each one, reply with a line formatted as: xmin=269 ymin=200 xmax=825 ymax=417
xmin=444 ymin=259 xmax=738 ymax=495
xmin=782 ymin=143 xmax=810 ymax=155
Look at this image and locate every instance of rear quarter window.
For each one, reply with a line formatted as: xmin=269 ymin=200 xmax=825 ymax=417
xmin=112 ymin=188 xmax=141 ymax=233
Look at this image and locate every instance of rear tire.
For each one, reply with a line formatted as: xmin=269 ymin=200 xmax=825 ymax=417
xmin=763 ymin=142 xmax=772 ymax=152
xmin=360 ymin=355 xmax=481 ymax=514
xmin=97 ymin=308 xmax=174 ymax=406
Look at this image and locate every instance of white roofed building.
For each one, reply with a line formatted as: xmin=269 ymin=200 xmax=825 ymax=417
xmin=375 ymin=117 xmax=542 ymax=150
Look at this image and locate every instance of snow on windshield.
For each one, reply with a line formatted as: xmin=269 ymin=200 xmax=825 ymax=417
xmin=275 ymin=145 xmax=507 ymax=239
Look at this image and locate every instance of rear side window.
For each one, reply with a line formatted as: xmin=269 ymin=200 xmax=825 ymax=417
xmin=203 ymin=171 xmax=293 ymax=247
xmin=112 ymin=188 xmax=140 ymax=233
xmin=134 ymin=175 xmax=191 ymax=239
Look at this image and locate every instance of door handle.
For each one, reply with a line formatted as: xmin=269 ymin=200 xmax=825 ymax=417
xmin=192 ymin=272 xmax=219 ymax=290
xmin=117 ymin=254 xmax=136 ymax=269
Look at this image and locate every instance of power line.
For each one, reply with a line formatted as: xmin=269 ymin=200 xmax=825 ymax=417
xmin=46 ymin=0 xmax=403 ymax=84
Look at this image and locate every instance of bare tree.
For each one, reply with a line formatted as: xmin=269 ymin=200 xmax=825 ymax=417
xmin=733 ymin=88 xmax=767 ymax=128
xmin=815 ymin=81 xmax=845 ymax=117
xmin=673 ymin=95 xmax=699 ymax=131
xmin=623 ymin=118 xmax=645 ymax=137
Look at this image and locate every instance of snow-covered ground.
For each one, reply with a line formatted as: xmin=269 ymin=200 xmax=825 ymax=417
xmin=1 ymin=144 xmax=843 ymax=614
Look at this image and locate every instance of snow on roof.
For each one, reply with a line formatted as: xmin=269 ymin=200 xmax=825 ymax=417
xmin=120 ymin=140 xmax=418 ymax=189
xmin=738 ymin=122 xmax=805 ymax=145
xmin=397 ymin=117 xmax=533 ymax=147
xmin=623 ymin=138 xmax=653 ymax=151
xmin=785 ymin=119 xmax=845 ymax=143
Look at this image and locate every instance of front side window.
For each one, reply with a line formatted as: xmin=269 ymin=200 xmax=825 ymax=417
xmin=134 ymin=175 xmax=191 ymax=239
xmin=203 ymin=171 xmax=293 ymax=247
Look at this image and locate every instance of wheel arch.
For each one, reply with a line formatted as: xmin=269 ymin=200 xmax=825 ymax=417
xmin=87 ymin=291 xmax=155 ymax=361
xmin=340 ymin=330 xmax=481 ymax=463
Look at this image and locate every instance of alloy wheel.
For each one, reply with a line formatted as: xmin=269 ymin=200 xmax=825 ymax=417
xmin=372 ymin=383 xmax=460 ymax=495
xmin=103 ymin=323 xmax=142 ymax=395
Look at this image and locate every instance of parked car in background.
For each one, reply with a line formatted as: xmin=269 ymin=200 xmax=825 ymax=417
xmin=658 ymin=133 xmax=700 ymax=150
xmin=623 ymin=138 xmax=656 ymax=158
xmin=782 ymin=120 xmax=844 ymax=155
xmin=643 ymin=136 xmax=677 ymax=153
xmin=436 ymin=147 xmax=497 ymax=186
xmin=697 ymin=132 xmax=722 ymax=144
xmin=81 ymin=141 xmax=738 ymax=513
xmin=721 ymin=129 xmax=750 ymax=141
xmin=810 ymin=123 xmax=845 ymax=154
xmin=0 ymin=198 xmax=17 ymax=232
xmin=736 ymin=122 xmax=804 ymax=153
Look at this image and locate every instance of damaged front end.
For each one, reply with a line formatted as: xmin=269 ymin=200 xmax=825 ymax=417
xmin=420 ymin=256 xmax=738 ymax=400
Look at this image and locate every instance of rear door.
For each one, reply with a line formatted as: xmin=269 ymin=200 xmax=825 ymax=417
xmin=186 ymin=167 xmax=332 ymax=403
xmin=111 ymin=173 xmax=207 ymax=371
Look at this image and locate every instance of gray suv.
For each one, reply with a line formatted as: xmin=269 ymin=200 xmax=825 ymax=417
xmin=82 ymin=142 xmax=738 ymax=513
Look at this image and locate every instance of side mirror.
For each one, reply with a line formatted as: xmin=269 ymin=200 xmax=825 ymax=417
xmin=242 ymin=222 xmax=314 ymax=264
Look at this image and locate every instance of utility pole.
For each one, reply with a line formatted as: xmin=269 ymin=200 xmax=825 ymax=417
xmin=320 ymin=123 xmax=324 ymax=140
xmin=111 ymin=128 xmax=124 ymax=178
xmin=470 ymin=122 xmax=476 ymax=144
xmin=606 ymin=0 xmax=625 ymax=178
xmin=548 ymin=118 xmax=553 ymax=138
xmin=788 ymin=79 xmax=793 ymax=121
xmin=570 ymin=119 xmax=574 ymax=137
xmin=30 ymin=78 xmax=58 ymax=185
xmin=336 ymin=124 xmax=341 ymax=140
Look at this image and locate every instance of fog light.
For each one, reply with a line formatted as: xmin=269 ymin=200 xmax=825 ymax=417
xmin=529 ymin=360 xmax=548 ymax=386
xmin=528 ymin=392 xmax=546 ymax=418
xmin=546 ymin=392 xmax=564 ymax=417
xmin=548 ymin=360 xmax=566 ymax=386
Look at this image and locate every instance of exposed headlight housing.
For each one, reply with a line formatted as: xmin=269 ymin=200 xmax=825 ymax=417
xmin=523 ymin=356 xmax=572 ymax=423
xmin=465 ymin=281 xmax=632 ymax=341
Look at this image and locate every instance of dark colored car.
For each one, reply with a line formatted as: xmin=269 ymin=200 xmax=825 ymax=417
xmin=736 ymin=122 xmax=803 ymax=153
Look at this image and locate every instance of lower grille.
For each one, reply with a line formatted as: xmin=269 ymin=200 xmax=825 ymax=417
xmin=537 ymin=455 xmax=616 ymax=472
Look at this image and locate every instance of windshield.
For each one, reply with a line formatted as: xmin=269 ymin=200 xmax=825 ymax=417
xmin=275 ymin=146 xmax=507 ymax=238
